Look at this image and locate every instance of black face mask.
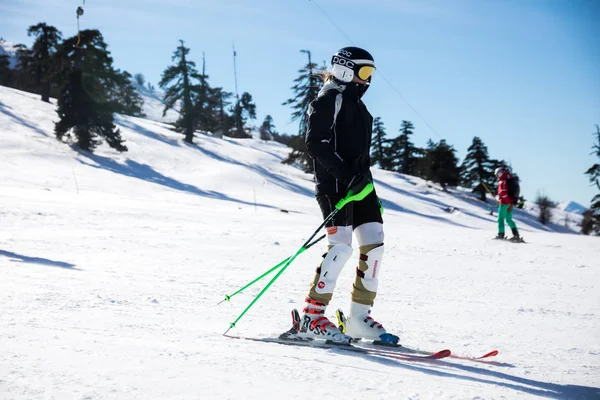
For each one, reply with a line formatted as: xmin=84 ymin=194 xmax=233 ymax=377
xmin=358 ymin=83 xmax=369 ymax=98
xmin=344 ymin=82 xmax=369 ymax=99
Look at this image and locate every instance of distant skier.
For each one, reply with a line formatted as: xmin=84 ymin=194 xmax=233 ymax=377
xmin=286 ymin=47 xmax=399 ymax=345
xmin=494 ymin=167 xmax=521 ymax=241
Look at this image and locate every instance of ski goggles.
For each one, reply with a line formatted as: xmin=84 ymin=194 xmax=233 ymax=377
xmin=356 ymin=65 xmax=376 ymax=81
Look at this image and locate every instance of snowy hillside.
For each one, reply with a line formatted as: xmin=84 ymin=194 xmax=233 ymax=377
xmin=558 ymin=200 xmax=588 ymax=215
xmin=134 ymin=83 xmax=180 ymax=124
xmin=1 ymin=85 xmax=599 ymax=399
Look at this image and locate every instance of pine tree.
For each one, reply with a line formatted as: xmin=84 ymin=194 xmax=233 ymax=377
xmin=13 ymin=44 xmax=33 ymax=91
xmin=421 ymin=139 xmax=460 ymax=190
xmin=9 ymin=44 xmax=36 ymax=92
xmin=22 ymin=23 xmax=62 ymax=102
xmin=211 ymin=87 xmax=233 ymax=138
xmin=159 ymin=40 xmax=198 ymax=143
xmin=259 ymin=115 xmax=277 ymax=141
xmin=370 ymin=117 xmax=393 ymax=170
xmin=390 ymin=120 xmax=419 ymax=175
xmin=282 ymin=49 xmax=321 ymax=173
xmin=133 ymin=73 xmax=145 ymax=87
xmin=283 ymin=50 xmax=320 ymax=138
xmin=581 ymin=210 xmax=595 ymax=235
xmin=108 ymin=70 xmax=144 ymax=117
xmin=272 ymin=132 xmax=293 ymax=146
xmin=460 ymin=136 xmax=495 ymax=201
xmin=53 ymin=30 xmax=126 ymax=152
xmin=229 ymin=92 xmax=256 ymax=138
xmin=584 ymin=124 xmax=600 ymax=234
xmin=535 ymin=191 xmax=554 ymax=225
xmin=0 ymin=54 xmax=12 ymax=86
xmin=193 ymin=52 xmax=214 ymax=133
xmin=416 ymin=139 xmax=436 ymax=180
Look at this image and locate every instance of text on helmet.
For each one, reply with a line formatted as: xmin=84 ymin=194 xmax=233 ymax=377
xmin=332 ymin=56 xmax=355 ymax=69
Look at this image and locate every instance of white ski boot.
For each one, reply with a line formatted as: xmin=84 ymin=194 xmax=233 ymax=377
xmin=282 ymin=298 xmax=351 ymax=344
xmin=340 ymin=302 xmax=399 ymax=345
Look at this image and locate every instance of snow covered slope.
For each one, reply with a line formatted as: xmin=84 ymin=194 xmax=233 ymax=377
xmin=558 ymin=200 xmax=588 ymax=215
xmin=134 ymin=82 xmax=180 ymax=124
xmin=1 ymin=85 xmax=599 ymax=399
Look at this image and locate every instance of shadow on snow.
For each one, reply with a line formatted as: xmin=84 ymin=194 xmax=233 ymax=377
xmin=116 ymin=116 xmax=181 ymax=147
xmin=0 ymin=250 xmax=78 ymax=270
xmin=374 ymin=179 xmax=477 ymax=229
xmin=76 ymin=152 xmax=278 ymax=210
xmin=184 ymin=141 xmax=315 ymax=198
xmin=0 ymin=101 xmax=49 ymax=137
xmin=331 ymin=349 xmax=600 ymax=399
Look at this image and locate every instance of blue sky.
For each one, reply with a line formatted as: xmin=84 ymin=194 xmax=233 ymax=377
xmin=2 ymin=0 xmax=599 ymax=207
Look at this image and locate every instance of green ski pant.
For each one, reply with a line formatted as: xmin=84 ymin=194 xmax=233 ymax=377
xmin=498 ymin=204 xmax=517 ymax=234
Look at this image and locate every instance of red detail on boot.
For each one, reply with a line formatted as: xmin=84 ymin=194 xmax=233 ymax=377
xmin=302 ymin=307 xmax=324 ymax=315
xmin=366 ymin=316 xmax=383 ymax=329
xmin=305 ymin=297 xmax=325 ymax=307
xmin=317 ymin=281 xmax=325 ymax=289
xmin=310 ymin=316 xmax=336 ymax=332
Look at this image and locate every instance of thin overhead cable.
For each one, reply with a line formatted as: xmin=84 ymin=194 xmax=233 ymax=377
xmin=308 ymin=0 xmax=442 ymax=139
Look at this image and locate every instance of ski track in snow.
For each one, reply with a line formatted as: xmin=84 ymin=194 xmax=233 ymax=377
xmin=1 ymin=85 xmax=599 ymax=399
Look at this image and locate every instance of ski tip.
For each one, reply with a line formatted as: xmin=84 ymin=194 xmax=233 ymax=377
xmin=290 ymin=309 xmax=301 ymax=330
xmin=478 ymin=350 xmax=499 ymax=358
xmin=430 ymin=349 xmax=452 ymax=359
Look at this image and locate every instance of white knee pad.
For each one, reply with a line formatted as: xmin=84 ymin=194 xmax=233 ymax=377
xmin=359 ymin=244 xmax=384 ymax=293
xmin=314 ymin=243 xmax=353 ymax=295
xmin=354 ymin=222 xmax=384 ymax=246
xmin=326 ymin=225 xmax=353 ymax=246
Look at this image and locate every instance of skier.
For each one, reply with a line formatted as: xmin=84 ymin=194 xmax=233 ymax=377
xmin=289 ymin=47 xmax=399 ymax=345
xmin=494 ymin=167 xmax=521 ymax=241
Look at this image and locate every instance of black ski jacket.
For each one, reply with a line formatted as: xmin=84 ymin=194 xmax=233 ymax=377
xmin=305 ymin=80 xmax=373 ymax=195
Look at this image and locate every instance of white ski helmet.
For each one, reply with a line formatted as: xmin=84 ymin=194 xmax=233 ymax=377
xmin=331 ymin=46 xmax=376 ymax=84
xmin=494 ymin=167 xmax=506 ymax=177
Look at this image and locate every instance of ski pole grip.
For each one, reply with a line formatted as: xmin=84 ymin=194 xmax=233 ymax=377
xmin=335 ymin=181 xmax=374 ymax=210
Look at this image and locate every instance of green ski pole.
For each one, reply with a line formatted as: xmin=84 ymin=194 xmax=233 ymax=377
xmin=223 ymin=182 xmax=374 ymax=335
xmin=217 ymin=234 xmax=326 ymax=305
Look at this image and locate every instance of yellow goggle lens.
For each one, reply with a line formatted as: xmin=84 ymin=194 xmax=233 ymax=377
xmin=357 ymin=65 xmax=375 ymax=81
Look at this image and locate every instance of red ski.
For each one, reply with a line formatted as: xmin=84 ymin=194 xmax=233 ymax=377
xmin=336 ymin=309 xmax=499 ymax=362
xmin=224 ymin=334 xmax=451 ymax=362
